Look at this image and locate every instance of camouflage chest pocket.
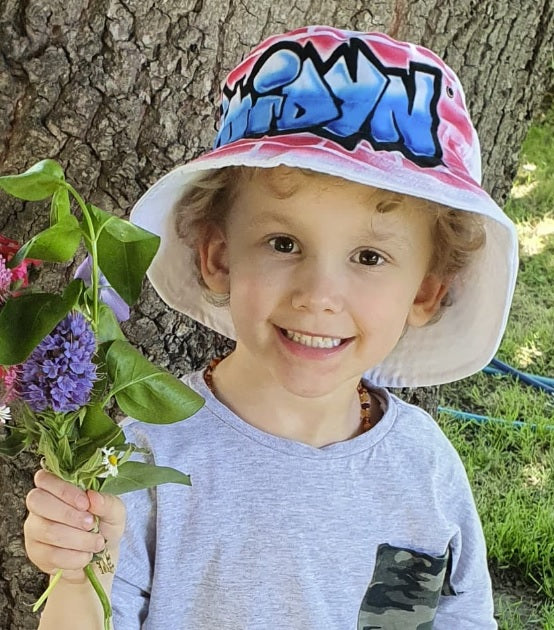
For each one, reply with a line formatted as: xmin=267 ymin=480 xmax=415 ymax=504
xmin=357 ymin=543 xmax=451 ymax=630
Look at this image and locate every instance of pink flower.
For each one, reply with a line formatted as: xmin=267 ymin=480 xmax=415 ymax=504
xmin=0 ymin=365 xmax=19 ymax=403
xmin=0 ymin=256 xmax=11 ymax=299
xmin=10 ymin=259 xmax=31 ymax=286
xmin=0 ymin=235 xmax=19 ymax=259
xmin=0 ymin=234 xmax=41 ymax=292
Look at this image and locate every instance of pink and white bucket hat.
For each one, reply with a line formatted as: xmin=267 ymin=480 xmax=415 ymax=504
xmin=130 ymin=25 xmax=518 ymax=387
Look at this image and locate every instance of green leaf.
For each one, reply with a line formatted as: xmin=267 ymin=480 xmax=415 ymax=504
xmin=100 ymin=460 xmax=191 ymax=495
xmin=9 ymin=215 xmax=81 ymax=266
xmin=51 ymin=186 xmax=71 ymax=222
xmin=97 ymin=303 xmax=125 ymax=344
xmin=63 ymin=277 xmax=85 ymax=303
xmin=86 ymin=341 xmax=112 ymax=404
xmin=106 ymin=340 xmax=204 ymax=424
xmin=82 ymin=204 xmax=160 ymax=306
xmin=6 ymin=246 xmax=27 ymax=269
xmin=80 ymin=404 xmax=125 ymax=448
xmin=0 ymin=429 xmax=28 ymax=457
xmin=39 ymin=431 xmax=63 ymax=477
xmin=0 ymin=280 xmax=83 ymax=365
xmin=74 ymin=447 xmax=103 ymax=477
xmin=0 ymin=159 xmax=65 ymax=201
xmin=59 ymin=436 xmax=73 ymax=469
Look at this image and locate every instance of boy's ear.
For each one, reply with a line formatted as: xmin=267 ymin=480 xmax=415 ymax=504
xmin=198 ymin=224 xmax=230 ymax=294
xmin=407 ymin=273 xmax=450 ymax=328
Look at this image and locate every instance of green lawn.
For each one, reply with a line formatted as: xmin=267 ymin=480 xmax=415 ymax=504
xmin=438 ymin=102 xmax=554 ymax=629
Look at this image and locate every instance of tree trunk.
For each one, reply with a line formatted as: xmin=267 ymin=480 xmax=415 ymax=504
xmin=0 ymin=1 xmax=552 ymax=626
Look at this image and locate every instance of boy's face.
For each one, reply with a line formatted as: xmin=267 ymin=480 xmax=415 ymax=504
xmin=200 ymin=169 xmax=446 ymax=397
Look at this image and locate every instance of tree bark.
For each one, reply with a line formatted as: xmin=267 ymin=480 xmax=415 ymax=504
xmin=0 ymin=1 xmax=552 ymax=626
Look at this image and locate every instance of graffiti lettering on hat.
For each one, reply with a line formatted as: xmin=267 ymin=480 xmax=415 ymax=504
xmin=215 ymin=39 xmax=443 ymax=167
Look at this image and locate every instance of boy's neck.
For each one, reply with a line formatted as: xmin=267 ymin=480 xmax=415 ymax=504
xmin=207 ymin=350 xmax=379 ymax=448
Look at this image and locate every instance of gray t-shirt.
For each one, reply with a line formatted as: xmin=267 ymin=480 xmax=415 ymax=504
xmin=112 ymin=371 xmax=496 ymax=629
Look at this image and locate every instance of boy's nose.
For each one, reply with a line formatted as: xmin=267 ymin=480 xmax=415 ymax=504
xmin=290 ymin=264 xmax=344 ymax=314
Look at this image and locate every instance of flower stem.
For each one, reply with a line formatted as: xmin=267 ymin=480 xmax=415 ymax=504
xmin=32 ymin=568 xmax=63 ymax=612
xmin=65 ymin=183 xmax=100 ymax=332
xmin=84 ymin=563 xmax=112 ymax=630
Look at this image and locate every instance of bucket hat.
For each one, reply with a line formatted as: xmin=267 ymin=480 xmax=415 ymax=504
xmin=130 ymin=25 xmax=518 ymax=387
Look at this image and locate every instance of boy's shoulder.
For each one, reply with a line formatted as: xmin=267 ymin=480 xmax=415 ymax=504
xmin=384 ymin=387 xmax=443 ymax=431
xmin=378 ymin=384 xmax=467 ymax=471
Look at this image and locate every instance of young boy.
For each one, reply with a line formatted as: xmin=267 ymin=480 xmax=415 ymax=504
xmin=24 ymin=26 xmax=517 ymax=629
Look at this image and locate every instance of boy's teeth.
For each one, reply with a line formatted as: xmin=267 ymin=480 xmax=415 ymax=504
xmin=284 ymin=329 xmax=342 ymax=348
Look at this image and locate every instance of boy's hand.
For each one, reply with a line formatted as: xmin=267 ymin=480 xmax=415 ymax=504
xmin=24 ymin=470 xmax=126 ymax=584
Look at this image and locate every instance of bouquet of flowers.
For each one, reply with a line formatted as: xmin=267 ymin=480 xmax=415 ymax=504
xmin=0 ymin=160 xmax=204 ymax=629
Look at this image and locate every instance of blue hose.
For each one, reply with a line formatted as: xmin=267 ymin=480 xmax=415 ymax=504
xmin=482 ymin=366 xmax=554 ymax=387
xmin=438 ymin=406 xmax=553 ymax=431
xmin=441 ymin=359 xmax=553 ymax=430
xmin=488 ymin=358 xmax=554 ymax=395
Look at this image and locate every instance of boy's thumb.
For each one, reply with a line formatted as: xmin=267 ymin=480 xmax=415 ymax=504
xmin=86 ymin=489 xmax=125 ymax=527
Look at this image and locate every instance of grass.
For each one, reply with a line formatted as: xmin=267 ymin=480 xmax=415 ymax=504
xmin=494 ymin=597 xmax=554 ymax=629
xmin=438 ymin=102 xmax=554 ymax=628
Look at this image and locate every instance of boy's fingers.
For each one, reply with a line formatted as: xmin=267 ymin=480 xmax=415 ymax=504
xmin=34 ymin=469 xmax=89 ymax=511
xmin=26 ymin=489 xmax=95 ymax=532
xmin=31 ymin=540 xmax=95 ymax=575
xmin=26 ymin=517 xmax=105 ymax=554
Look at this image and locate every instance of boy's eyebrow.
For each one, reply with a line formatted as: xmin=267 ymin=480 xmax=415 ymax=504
xmin=248 ymin=211 xmax=298 ymax=230
xmin=357 ymin=225 xmax=409 ymax=246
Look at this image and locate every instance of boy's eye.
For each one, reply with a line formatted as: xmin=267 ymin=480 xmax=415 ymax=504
xmin=268 ymin=236 xmax=298 ymax=253
xmin=354 ymin=249 xmax=384 ymax=266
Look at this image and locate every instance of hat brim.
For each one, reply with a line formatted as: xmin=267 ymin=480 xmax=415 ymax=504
xmin=130 ymin=133 xmax=518 ymax=387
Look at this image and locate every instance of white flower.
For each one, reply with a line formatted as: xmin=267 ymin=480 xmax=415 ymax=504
xmin=0 ymin=404 xmax=11 ymax=424
xmin=101 ymin=447 xmax=119 ymax=477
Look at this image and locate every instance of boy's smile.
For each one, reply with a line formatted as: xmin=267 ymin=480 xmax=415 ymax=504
xmin=199 ymin=168 xmax=446 ymax=445
xmin=280 ymin=327 xmax=346 ymax=349
xmin=276 ymin=326 xmax=352 ymax=357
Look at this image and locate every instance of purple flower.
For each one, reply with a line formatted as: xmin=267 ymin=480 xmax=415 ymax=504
xmin=20 ymin=312 xmax=97 ymax=413
xmin=74 ymin=256 xmax=130 ymax=322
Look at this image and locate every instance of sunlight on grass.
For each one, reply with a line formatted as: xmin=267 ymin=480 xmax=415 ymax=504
xmin=517 ymin=216 xmax=554 ymax=256
xmin=522 ymin=462 xmax=549 ymax=489
xmin=511 ymin=180 xmax=538 ymax=199
xmin=514 ymin=342 xmax=543 ymax=369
